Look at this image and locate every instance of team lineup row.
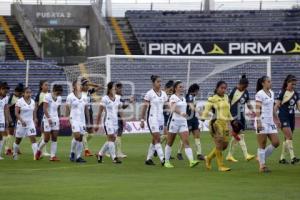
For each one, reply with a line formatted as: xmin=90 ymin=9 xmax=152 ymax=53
xmin=0 ymin=74 xmax=299 ymax=172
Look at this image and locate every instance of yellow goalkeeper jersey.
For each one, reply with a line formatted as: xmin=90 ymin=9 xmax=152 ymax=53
xmin=201 ymin=94 xmax=233 ymax=121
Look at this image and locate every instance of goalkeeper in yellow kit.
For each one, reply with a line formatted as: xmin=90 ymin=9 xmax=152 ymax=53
xmin=201 ymin=80 xmax=234 ymax=172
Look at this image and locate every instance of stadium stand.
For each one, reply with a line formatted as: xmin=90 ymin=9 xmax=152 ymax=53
xmin=125 ymin=10 xmax=300 ymax=44
xmin=0 ymin=61 xmax=68 ymax=96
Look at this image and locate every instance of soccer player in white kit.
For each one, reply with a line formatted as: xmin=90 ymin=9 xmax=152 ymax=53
xmin=13 ymin=87 xmax=39 ymax=160
xmin=81 ymin=78 xmax=101 ymax=157
xmin=95 ymin=82 xmax=122 ymax=164
xmin=0 ymin=82 xmax=10 ymax=160
xmin=255 ymin=76 xmax=280 ymax=173
xmin=35 ymin=85 xmax=63 ymax=161
xmin=140 ymin=75 xmax=167 ymax=166
xmin=164 ymin=81 xmax=200 ymax=168
xmin=66 ymin=80 xmax=88 ymax=163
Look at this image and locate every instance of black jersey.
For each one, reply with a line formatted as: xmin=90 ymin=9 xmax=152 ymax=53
xmin=229 ymin=87 xmax=250 ymax=119
xmin=277 ymin=90 xmax=299 ymax=116
xmin=186 ymin=93 xmax=196 ymax=119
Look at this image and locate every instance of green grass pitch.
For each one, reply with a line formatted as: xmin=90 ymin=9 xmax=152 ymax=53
xmin=0 ymin=130 xmax=300 ymax=200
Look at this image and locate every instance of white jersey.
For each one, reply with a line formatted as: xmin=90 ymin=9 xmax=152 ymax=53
xmin=255 ymin=89 xmax=275 ymax=122
xmin=66 ymin=92 xmax=87 ymax=123
xmin=16 ymin=97 xmax=35 ymax=124
xmin=169 ymin=94 xmax=187 ymax=121
xmin=101 ymin=95 xmax=121 ymax=126
xmin=0 ymin=96 xmax=8 ymax=123
xmin=43 ymin=93 xmax=62 ymax=119
xmin=144 ymin=89 xmax=168 ymax=121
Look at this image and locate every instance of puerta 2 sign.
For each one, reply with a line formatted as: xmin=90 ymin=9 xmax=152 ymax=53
xmin=147 ymin=40 xmax=300 ymax=55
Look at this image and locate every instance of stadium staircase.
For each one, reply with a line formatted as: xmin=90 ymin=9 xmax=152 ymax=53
xmin=108 ymin=17 xmax=143 ymax=55
xmin=0 ymin=16 xmax=37 ymax=60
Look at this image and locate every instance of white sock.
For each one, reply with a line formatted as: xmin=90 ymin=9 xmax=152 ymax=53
xmin=31 ymin=143 xmax=38 ymax=156
xmin=146 ymin=143 xmax=155 ymax=160
xmin=177 ymin=140 xmax=183 ymax=154
xmin=83 ymin=134 xmax=88 ymax=150
xmin=265 ymin=144 xmax=275 ymax=158
xmin=194 ymin=138 xmax=202 ymax=155
xmin=70 ymin=138 xmax=76 ymax=154
xmin=116 ymin=136 xmax=122 ymax=155
xmin=165 ymin=145 xmax=172 ymax=161
xmin=184 ymin=147 xmax=194 ymax=162
xmin=0 ymin=140 xmax=3 ymax=156
xmin=280 ymin=141 xmax=287 ymax=160
xmin=50 ymin=141 xmax=57 ymax=158
xmin=108 ymin=141 xmax=116 ymax=160
xmin=13 ymin=142 xmax=19 ymax=156
xmin=257 ymin=148 xmax=266 ymax=166
xmin=38 ymin=140 xmax=46 ymax=151
xmin=99 ymin=142 xmax=109 ymax=156
xmin=76 ymin=141 xmax=83 ymax=159
xmin=227 ymin=137 xmax=236 ymax=157
xmin=286 ymin=140 xmax=295 ymax=159
xmin=238 ymin=134 xmax=249 ymax=158
xmin=40 ymin=134 xmax=49 ymax=154
xmin=154 ymin=143 xmax=165 ymax=163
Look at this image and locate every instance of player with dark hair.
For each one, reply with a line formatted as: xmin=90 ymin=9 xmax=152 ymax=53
xmin=66 ymin=80 xmax=88 ymax=163
xmin=13 ymin=87 xmax=38 ymax=160
xmin=177 ymin=83 xmax=204 ymax=161
xmin=162 ymin=80 xmax=174 ymax=144
xmin=140 ymin=75 xmax=167 ymax=166
xmin=226 ymin=75 xmax=256 ymax=162
xmin=164 ymin=81 xmax=200 ymax=168
xmin=275 ymin=75 xmax=300 ymax=164
xmin=35 ymin=80 xmax=50 ymax=157
xmin=81 ymin=78 xmax=101 ymax=157
xmin=35 ymin=84 xmax=63 ymax=161
xmin=5 ymin=83 xmax=24 ymax=155
xmin=201 ymin=81 xmax=232 ymax=172
xmin=114 ymin=82 xmax=134 ymax=158
xmin=95 ymin=82 xmax=122 ymax=164
xmin=0 ymin=82 xmax=10 ymax=160
xmin=255 ymin=76 xmax=280 ymax=173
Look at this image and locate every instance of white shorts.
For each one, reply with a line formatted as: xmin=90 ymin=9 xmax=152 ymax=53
xmin=255 ymin=120 xmax=278 ymax=134
xmin=147 ymin=117 xmax=164 ymax=134
xmin=104 ymin=122 xmax=118 ymax=135
xmin=0 ymin=121 xmax=5 ymax=132
xmin=43 ymin=118 xmax=60 ymax=132
xmin=71 ymin=120 xmax=86 ymax=135
xmin=168 ymin=119 xmax=188 ymax=133
xmin=16 ymin=121 xmax=36 ymax=138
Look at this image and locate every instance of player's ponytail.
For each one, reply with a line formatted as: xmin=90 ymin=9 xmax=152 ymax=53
xmin=239 ymin=74 xmax=249 ymax=86
xmin=214 ymin=80 xmax=227 ymax=94
xmin=107 ymin=81 xmax=115 ymax=95
xmin=188 ymin=83 xmax=200 ymax=94
xmin=256 ymin=76 xmax=268 ymax=92
xmin=39 ymin=80 xmax=48 ymax=92
xmin=282 ymin=74 xmax=297 ymax=90
xmin=150 ymin=75 xmax=160 ymax=83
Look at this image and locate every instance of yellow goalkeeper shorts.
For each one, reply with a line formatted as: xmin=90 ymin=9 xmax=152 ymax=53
xmin=209 ymin=119 xmax=230 ymax=139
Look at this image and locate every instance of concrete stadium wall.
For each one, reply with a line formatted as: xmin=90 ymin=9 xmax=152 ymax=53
xmin=12 ymin=4 xmax=114 ymax=57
